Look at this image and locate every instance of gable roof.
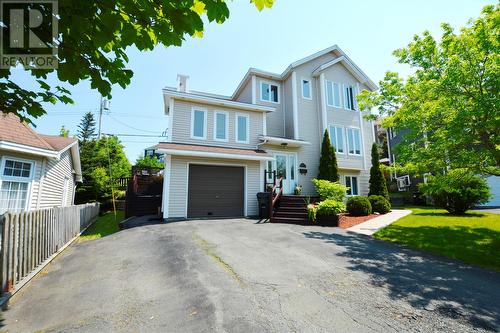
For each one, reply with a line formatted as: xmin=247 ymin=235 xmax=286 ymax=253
xmin=232 ymin=45 xmax=377 ymax=99
xmin=0 ymin=112 xmax=82 ymax=181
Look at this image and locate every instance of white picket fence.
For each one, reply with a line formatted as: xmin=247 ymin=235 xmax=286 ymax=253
xmin=0 ymin=203 xmax=100 ymax=294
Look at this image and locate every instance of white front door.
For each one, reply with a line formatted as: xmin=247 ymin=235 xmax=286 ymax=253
xmin=271 ymin=153 xmax=297 ymax=194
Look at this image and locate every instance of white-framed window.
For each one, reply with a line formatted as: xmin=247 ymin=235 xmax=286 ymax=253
xmin=0 ymin=157 xmax=34 ymax=214
xmin=61 ymin=177 xmax=70 ymax=206
xmin=347 ymin=127 xmax=362 ymax=155
xmin=344 ymin=84 xmax=357 ymax=111
xmin=301 ymin=78 xmax=312 ymax=100
xmin=328 ymin=125 xmax=345 ymax=154
xmin=260 ymin=81 xmax=279 ymax=103
xmin=266 ymin=160 xmax=273 ymax=182
xmin=191 ymin=107 xmax=207 ymax=140
xmin=344 ymin=175 xmax=359 ymax=196
xmin=235 ymin=113 xmax=250 ymax=144
xmin=325 ymin=80 xmax=341 ymax=108
xmin=213 ymin=111 xmax=229 ymax=142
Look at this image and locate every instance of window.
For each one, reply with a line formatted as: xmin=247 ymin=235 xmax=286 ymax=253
xmin=214 ymin=111 xmax=228 ymax=141
xmin=0 ymin=158 xmax=33 ymax=214
xmin=325 ymin=80 xmax=341 ymax=107
xmin=345 ymin=176 xmax=359 ymax=196
xmin=347 ymin=128 xmax=362 ymax=155
xmin=235 ymin=114 xmax=249 ymax=143
xmin=302 ymin=79 xmax=312 ymax=99
xmin=289 ymin=155 xmax=296 ymax=181
xmin=261 ymin=82 xmax=279 ymax=103
xmin=266 ymin=160 xmax=273 ymax=182
xmin=344 ymin=84 xmax=357 ymax=110
xmin=191 ymin=108 xmax=206 ymax=139
xmin=328 ymin=125 xmax=345 ymax=154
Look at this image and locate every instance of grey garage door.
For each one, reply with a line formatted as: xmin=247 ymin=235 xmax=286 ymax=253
xmin=188 ymin=164 xmax=245 ymax=218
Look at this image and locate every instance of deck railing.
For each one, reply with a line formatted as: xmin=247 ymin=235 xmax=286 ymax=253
xmin=0 ymin=203 xmax=100 ymax=294
xmin=269 ymin=177 xmax=283 ymax=222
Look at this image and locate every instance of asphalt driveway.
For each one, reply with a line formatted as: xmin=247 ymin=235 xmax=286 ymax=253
xmin=2 ymin=218 xmax=499 ymax=332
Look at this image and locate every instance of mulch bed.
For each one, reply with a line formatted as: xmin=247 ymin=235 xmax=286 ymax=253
xmin=337 ymin=213 xmax=379 ymax=229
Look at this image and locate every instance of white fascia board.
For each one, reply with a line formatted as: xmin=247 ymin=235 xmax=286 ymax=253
xmin=163 ymin=90 xmax=275 ymax=113
xmin=0 ymin=141 xmax=59 ymax=159
xmin=70 ymin=143 xmax=83 ymax=182
xmin=155 ymin=148 xmax=274 ymax=161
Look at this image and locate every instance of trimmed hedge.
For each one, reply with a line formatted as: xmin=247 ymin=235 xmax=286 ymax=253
xmin=368 ymin=195 xmax=391 ymax=214
xmin=346 ymin=196 xmax=372 ymax=216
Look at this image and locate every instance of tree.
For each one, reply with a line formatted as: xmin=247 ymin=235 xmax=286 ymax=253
xmin=318 ymin=129 xmax=339 ymax=182
xmin=76 ymin=136 xmax=131 ymax=203
xmin=0 ymin=1 xmax=274 ymax=124
xmin=368 ymin=143 xmax=389 ymax=200
xmin=59 ymin=126 xmax=70 ymax=137
xmin=358 ymin=4 xmax=500 ymax=176
xmin=77 ymin=112 xmax=97 ymax=143
xmin=135 ymin=155 xmax=164 ymax=169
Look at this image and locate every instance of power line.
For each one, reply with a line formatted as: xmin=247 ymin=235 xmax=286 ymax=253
xmin=108 ymin=115 xmax=161 ymax=134
xmin=102 ymin=133 xmax=165 ymax=137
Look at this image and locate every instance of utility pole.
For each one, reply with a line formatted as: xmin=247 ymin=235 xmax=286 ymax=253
xmin=97 ymin=96 xmax=110 ymax=139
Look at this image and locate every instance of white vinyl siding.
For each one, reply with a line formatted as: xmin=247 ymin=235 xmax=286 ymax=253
xmin=347 ymin=128 xmax=362 ymax=156
xmin=213 ymin=111 xmax=228 ymax=142
xmin=328 ymin=125 xmax=345 ymax=154
xmin=191 ymin=108 xmax=207 ymax=140
xmin=39 ymin=150 xmax=75 ymax=208
xmin=260 ymin=81 xmax=279 ymax=103
xmin=301 ymin=79 xmax=312 ymax=100
xmin=167 ymin=156 xmax=261 ymax=218
xmin=326 ymin=80 xmax=341 ymax=108
xmin=235 ymin=113 xmax=250 ymax=144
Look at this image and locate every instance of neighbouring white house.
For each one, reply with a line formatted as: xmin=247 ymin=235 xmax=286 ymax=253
xmin=155 ymin=45 xmax=378 ymax=220
xmin=0 ymin=112 xmax=82 ymax=214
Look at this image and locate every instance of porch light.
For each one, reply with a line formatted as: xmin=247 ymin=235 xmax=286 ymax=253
xmin=299 ymin=163 xmax=307 ymax=175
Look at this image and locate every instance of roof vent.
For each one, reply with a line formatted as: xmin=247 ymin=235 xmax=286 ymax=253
xmin=176 ymin=74 xmax=189 ymax=92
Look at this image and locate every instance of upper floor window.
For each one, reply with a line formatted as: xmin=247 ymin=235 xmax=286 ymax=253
xmin=328 ymin=125 xmax=345 ymax=154
xmin=347 ymin=127 xmax=362 ymax=155
xmin=325 ymin=80 xmax=341 ymax=108
xmin=191 ymin=108 xmax=207 ymax=139
xmin=344 ymin=175 xmax=359 ymax=196
xmin=235 ymin=113 xmax=249 ymax=143
xmin=344 ymin=84 xmax=357 ymax=111
xmin=0 ymin=158 xmax=34 ymax=214
xmin=261 ymin=82 xmax=279 ymax=103
xmin=302 ymin=79 xmax=312 ymax=100
xmin=214 ymin=111 xmax=228 ymax=141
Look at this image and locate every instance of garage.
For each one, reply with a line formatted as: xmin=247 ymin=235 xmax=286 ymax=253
xmin=187 ymin=164 xmax=245 ymax=218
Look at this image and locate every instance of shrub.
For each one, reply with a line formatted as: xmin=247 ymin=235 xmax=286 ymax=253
xmin=368 ymin=195 xmax=391 ymax=214
xmin=346 ymin=196 xmax=372 ymax=216
xmin=312 ymin=179 xmax=347 ymax=201
xmin=318 ymin=129 xmax=339 ymax=182
xmin=317 ymin=199 xmax=346 ymax=216
xmin=368 ymin=143 xmax=389 ymax=200
xmin=307 ymin=203 xmax=318 ymax=222
xmin=419 ymin=169 xmax=491 ymax=214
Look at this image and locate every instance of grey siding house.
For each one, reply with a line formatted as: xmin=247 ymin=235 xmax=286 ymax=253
xmin=0 ymin=113 xmax=82 ymax=214
xmin=156 ymin=45 xmax=378 ymax=219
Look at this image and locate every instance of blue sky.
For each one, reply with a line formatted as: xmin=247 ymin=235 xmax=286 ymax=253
xmin=10 ymin=0 xmax=493 ymax=161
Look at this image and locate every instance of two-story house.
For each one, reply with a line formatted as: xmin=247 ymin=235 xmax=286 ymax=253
xmin=155 ymin=45 xmax=378 ymax=220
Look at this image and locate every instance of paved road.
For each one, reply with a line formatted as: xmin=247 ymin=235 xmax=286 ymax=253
xmin=2 ymin=219 xmax=499 ymax=332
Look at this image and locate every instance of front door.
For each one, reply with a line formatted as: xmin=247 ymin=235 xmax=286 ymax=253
xmin=272 ymin=153 xmax=297 ymax=194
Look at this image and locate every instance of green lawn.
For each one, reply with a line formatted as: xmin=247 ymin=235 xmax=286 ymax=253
xmin=374 ymin=206 xmax=500 ymax=271
xmin=79 ymin=211 xmax=125 ymax=242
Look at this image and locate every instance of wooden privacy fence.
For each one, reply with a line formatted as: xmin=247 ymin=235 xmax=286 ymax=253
xmin=0 ymin=203 xmax=100 ymax=294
